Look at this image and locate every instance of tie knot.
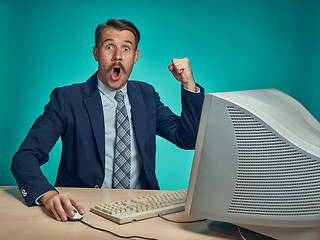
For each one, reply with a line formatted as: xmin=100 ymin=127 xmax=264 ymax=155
xmin=115 ymin=91 xmax=124 ymax=102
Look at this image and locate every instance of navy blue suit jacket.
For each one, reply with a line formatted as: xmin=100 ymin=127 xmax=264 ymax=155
xmin=11 ymin=72 xmax=204 ymax=206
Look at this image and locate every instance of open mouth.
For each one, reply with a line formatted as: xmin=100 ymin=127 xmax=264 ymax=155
xmin=111 ymin=67 xmax=121 ymax=80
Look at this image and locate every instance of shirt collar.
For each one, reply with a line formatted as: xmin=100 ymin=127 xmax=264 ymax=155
xmin=97 ymin=76 xmax=128 ymax=101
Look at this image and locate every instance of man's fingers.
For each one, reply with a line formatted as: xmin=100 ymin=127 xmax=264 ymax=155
xmin=168 ymin=66 xmax=182 ymax=82
xmin=171 ymin=60 xmax=185 ymax=74
xmin=51 ymin=208 xmax=61 ymax=222
xmin=173 ymin=64 xmax=183 ymax=74
xmin=168 ymin=64 xmax=174 ymax=72
xmin=62 ymin=198 xmax=75 ymax=218
xmin=71 ymin=199 xmax=85 ymax=215
xmin=54 ymin=199 xmax=68 ymax=222
xmin=41 ymin=192 xmax=84 ymax=222
xmin=173 ymin=58 xmax=189 ymax=71
xmin=59 ymin=192 xmax=85 ymax=219
xmin=169 ymin=57 xmax=196 ymax=92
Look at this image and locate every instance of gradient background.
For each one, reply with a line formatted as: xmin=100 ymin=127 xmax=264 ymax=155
xmin=1 ymin=0 xmax=319 ymax=191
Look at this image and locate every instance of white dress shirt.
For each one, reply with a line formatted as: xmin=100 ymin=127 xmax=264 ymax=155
xmin=98 ymin=78 xmax=142 ymax=189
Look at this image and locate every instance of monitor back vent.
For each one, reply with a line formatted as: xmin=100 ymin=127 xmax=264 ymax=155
xmin=226 ymin=106 xmax=320 ymax=217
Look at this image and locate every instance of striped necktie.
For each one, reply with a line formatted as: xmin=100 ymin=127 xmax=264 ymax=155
xmin=113 ymin=91 xmax=131 ymax=189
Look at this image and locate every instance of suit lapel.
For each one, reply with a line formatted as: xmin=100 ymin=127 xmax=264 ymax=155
xmin=83 ymin=73 xmax=105 ymax=168
xmin=128 ymin=82 xmax=146 ymax=157
xmin=82 ymin=77 xmax=147 ymax=169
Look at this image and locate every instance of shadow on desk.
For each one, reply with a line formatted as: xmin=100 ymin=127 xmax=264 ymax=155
xmin=180 ymin=223 xmax=243 ymax=240
xmin=164 ymin=211 xmax=242 ymax=240
xmin=2 ymin=186 xmax=67 ymax=221
xmin=4 ymin=186 xmax=25 ymax=205
xmin=160 ymin=211 xmax=214 ymax=238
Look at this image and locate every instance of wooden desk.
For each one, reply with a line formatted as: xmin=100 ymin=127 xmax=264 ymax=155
xmin=0 ymin=186 xmax=241 ymax=240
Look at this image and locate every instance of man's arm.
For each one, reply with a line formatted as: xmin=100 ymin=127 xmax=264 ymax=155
xmin=11 ymin=88 xmax=84 ymax=221
xmin=11 ymin=89 xmax=63 ymax=207
xmin=154 ymin=58 xmax=204 ymax=149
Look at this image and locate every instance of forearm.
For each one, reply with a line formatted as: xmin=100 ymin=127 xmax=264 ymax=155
xmin=176 ymin=83 xmax=205 ymax=149
xmin=11 ymin=88 xmax=65 ymax=206
xmin=155 ymin=83 xmax=204 ymax=149
xmin=11 ymin=151 xmax=57 ymax=206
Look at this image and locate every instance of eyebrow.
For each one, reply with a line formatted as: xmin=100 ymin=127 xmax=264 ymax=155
xmin=102 ymin=38 xmax=134 ymax=47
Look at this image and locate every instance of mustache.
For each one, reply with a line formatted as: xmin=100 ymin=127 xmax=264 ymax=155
xmin=107 ymin=62 xmax=127 ymax=73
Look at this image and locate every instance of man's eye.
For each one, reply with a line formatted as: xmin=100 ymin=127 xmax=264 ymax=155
xmin=106 ymin=45 xmax=113 ymax=50
xmin=123 ymin=47 xmax=130 ymax=51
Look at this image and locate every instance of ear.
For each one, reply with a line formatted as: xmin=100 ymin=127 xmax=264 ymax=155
xmin=134 ymin=49 xmax=140 ymax=64
xmin=93 ymin=46 xmax=99 ymax=61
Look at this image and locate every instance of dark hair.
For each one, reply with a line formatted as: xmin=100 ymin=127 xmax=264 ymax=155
xmin=95 ymin=19 xmax=140 ymax=49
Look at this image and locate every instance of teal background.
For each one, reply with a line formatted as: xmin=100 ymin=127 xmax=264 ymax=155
xmin=1 ymin=0 xmax=319 ymax=190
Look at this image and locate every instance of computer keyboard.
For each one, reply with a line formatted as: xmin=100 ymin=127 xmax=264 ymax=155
xmin=90 ymin=189 xmax=187 ymax=224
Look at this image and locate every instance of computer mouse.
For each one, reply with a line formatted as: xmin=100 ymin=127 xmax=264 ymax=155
xmin=67 ymin=206 xmax=84 ymax=221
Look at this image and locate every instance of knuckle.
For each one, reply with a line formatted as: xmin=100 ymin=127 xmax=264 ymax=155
xmin=60 ymin=192 xmax=70 ymax=200
xmin=65 ymin=192 xmax=73 ymax=198
xmin=45 ymin=204 xmax=52 ymax=210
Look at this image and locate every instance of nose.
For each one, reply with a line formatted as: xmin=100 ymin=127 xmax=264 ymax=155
xmin=113 ymin=47 xmax=122 ymax=61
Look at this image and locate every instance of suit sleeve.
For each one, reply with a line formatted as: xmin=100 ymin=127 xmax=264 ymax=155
xmin=11 ymin=88 xmax=65 ymax=206
xmin=155 ymin=84 xmax=204 ymax=149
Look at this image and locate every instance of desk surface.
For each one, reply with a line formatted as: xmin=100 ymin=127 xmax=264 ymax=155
xmin=0 ymin=186 xmax=241 ymax=240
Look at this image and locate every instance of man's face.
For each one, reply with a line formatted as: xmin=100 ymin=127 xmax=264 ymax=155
xmin=93 ymin=27 xmax=140 ymax=90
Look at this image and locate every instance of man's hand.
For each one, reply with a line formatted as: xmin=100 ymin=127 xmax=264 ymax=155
xmin=168 ymin=58 xmax=196 ymax=92
xmin=40 ymin=191 xmax=85 ymax=222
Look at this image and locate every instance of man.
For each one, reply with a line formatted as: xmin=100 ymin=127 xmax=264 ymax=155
xmin=11 ymin=19 xmax=204 ymax=222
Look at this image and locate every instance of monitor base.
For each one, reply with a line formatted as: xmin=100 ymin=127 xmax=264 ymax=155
xmin=207 ymin=221 xmax=275 ymax=240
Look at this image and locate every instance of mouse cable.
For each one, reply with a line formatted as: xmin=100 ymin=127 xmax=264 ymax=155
xmin=158 ymin=214 xmax=207 ymax=224
xmin=79 ymin=219 xmax=158 ymax=240
xmin=237 ymin=226 xmax=247 ymax=240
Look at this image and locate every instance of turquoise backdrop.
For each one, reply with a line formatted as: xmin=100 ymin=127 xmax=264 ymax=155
xmin=1 ymin=0 xmax=319 ymax=190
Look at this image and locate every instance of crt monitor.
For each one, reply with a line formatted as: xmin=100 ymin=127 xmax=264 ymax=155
xmin=185 ymin=89 xmax=320 ymax=240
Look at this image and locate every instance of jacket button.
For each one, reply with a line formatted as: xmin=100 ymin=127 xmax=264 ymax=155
xmin=95 ymin=185 xmax=100 ymax=188
xmin=21 ymin=189 xmax=28 ymax=197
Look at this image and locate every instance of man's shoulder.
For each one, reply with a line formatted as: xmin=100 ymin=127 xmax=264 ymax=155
xmin=128 ymin=80 xmax=155 ymax=91
xmin=49 ymin=83 xmax=85 ymax=101
xmin=53 ymin=82 xmax=85 ymax=93
xmin=52 ymin=73 xmax=97 ymax=96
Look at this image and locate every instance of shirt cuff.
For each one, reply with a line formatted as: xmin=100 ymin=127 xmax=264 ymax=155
xmin=34 ymin=190 xmax=57 ymax=205
xmin=183 ymin=86 xmax=201 ymax=93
